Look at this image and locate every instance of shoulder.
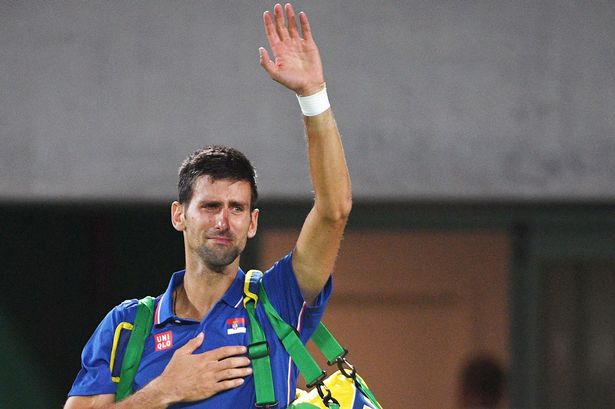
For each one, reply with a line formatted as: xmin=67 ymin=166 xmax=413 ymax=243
xmin=259 ymin=251 xmax=305 ymax=315
xmin=264 ymin=252 xmax=294 ymax=276
xmin=100 ymin=297 xmax=157 ymax=330
xmin=81 ymin=299 xmax=137 ymax=343
xmin=261 ymin=252 xmax=299 ymax=292
xmin=78 ymin=297 xmax=158 ymax=363
xmin=108 ymin=298 xmax=140 ymax=322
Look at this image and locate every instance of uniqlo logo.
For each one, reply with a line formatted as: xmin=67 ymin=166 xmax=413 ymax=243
xmin=154 ymin=331 xmax=173 ymax=351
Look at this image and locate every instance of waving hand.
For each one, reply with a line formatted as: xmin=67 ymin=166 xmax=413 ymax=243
xmin=259 ymin=3 xmax=325 ymax=96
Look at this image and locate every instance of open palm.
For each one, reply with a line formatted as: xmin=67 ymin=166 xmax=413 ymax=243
xmin=260 ymin=3 xmax=325 ymax=96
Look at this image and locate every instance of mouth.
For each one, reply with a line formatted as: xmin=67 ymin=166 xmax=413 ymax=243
xmin=208 ymin=236 xmax=233 ymax=245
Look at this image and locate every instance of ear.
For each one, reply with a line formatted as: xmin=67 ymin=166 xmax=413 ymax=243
xmin=247 ymin=208 xmax=259 ymax=239
xmin=171 ymin=201 xmax=185 ymax=231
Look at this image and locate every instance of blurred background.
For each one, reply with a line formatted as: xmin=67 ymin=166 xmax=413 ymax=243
xmin=1 ymin=1 xmax=614 ymax=408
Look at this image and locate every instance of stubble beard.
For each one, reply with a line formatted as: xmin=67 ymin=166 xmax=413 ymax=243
xmin=196 ymin=242 xmax=242 ymax=273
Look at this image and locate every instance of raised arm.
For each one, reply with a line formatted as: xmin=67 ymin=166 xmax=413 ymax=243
xmin=260 ymin=3 xmax=352 ymax=303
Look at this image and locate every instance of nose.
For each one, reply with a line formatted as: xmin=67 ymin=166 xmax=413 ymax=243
xmin=214 ymin=208 xmax=229 ymax=230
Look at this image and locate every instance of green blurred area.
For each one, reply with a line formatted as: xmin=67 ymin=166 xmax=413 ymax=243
xmin=0 ymin=314 xmax=52 ymax=408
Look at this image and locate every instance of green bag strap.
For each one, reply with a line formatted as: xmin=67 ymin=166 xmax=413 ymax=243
xmin=244 ymin=270 xmax=326 ymax=407
xmin=115 ymin=296 xmax=155 ymax=402
xmin=311 ymin=322 xmax=382 ymax=408
xmin=245 ymin=271 xmax=382 ymax=409
xmin=311 ymin=324 xmax=381 ymax=406
xmin=354 ymin=376 xmax=381 ymax=409
xmin=258 ymin=281 xmax=383 ymax=409
xmin=257 ymin=286 xmax=343 ymax=408
xmin=258 ymin=285 xmax=327 ymax=387
xmin=310 ymin=324 xmax=346 ymax=365
xmin=243 ymin=270 xmax=278 ymax=408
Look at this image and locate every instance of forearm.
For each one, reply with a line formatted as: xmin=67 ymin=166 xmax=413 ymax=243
xmin=304 ymin=108 xmax=352 ymax=222
xmin=292 ymin=106 xmax=351 ymax=301
xmin=65 ymin=378 xmax=177 ymax=409
xmin=110 ymin=379 xmax=176 ymax=409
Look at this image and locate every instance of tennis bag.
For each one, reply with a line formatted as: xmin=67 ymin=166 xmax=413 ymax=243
xmin=243 ymin=270 xmax=383 ymax=409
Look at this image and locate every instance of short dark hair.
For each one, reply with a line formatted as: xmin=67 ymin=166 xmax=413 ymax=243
xmin=461 ymin=355 xmax=505 ymax=407
xmin=177 ymin=145 xmax=258 ymax=208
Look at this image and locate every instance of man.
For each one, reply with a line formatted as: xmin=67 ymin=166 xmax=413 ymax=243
xmin=64 ymin=3 xmax=351 ymax=408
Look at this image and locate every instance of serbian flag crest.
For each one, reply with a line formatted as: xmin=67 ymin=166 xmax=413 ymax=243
xmin=226 ymin=317 xmax=246 ymax=335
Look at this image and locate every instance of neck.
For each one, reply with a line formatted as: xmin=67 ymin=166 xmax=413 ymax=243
xmin=175 ymin=260 xmax=239 ymax=321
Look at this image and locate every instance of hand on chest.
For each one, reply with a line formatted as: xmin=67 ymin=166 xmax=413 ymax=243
xmin=136 ymin=310 xmax=252 ymax=388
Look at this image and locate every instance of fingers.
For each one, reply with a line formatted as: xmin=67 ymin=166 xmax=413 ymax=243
xmin=213 ymin=359 xmax=253 ymax=382
xmin=207 ymin=349 xmax=252 ymax=385
xmin=262 ymin=10 xmax=279 ymax=49
xmin=216 ymin=378 xmax=246 ymax=391
xmin=285 ymin=3 xmax=299 ymax=39
xmin=263 ymin=3 xmax=304 ymax=48
xmin=178 ymin=332 xmax=204 ymax=354
xmin=273 ymin=3 xmax=289 ymax=42
xmin=162 ymin=338 xmax=252 ymax=401
xmin=218 ymin=355 xmax=251 ymax=369
xmin=207 ymin=344 xmax=248 ymax=361
xmin=299 ymin=10 xmax=313 ymax=43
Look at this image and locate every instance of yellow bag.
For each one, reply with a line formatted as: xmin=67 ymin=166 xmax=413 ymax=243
xmin=291 ymin=370 xmax=381 ymax=409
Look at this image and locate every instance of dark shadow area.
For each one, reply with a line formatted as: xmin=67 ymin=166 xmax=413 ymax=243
xmin=0 ymin=202 xmax=258 ymax=407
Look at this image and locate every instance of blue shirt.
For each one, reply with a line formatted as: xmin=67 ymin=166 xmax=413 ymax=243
xmin=69 ymin=253 xmax=332 ymax=407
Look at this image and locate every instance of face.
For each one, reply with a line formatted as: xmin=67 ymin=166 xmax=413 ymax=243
xmin=171 ymin=176 xmax=258 ymax=272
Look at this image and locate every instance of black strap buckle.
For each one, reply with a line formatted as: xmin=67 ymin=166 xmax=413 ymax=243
xmin=305 ymin=371 xmax=327 ymax=389
xmin=316 ymin=383 xmax=340 ymax=408
xmin=336 ymin=356 xmax=357 ymax=379
xmin=326 ymin=348 xmax=348 ymax=366
xmin=247 ymin=341 xmax=269 ymax=360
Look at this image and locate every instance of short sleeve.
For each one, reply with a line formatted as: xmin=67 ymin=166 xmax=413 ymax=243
xmin=68 ymin=300 xmax=138 ymax=397
xmin=261 ymin=251 xmax=333 ymax=341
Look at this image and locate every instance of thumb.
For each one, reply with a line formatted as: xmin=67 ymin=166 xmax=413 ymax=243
xmin=259 ymin=47 xmax=276 ymax=77
xmin=180 ymin=332 xmax=204 ymax=354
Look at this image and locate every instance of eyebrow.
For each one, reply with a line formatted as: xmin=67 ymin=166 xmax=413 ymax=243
xmin=228 ymin=200 xmax=248 ymax=208
xmin=198 ymin=200 xmax=222 ymax=206
xmin=197 ymin=199 xmax=249 ymax=208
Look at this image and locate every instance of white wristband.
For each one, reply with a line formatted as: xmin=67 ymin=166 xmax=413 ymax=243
xmin=296 ymin=86 xmax=330 ymax=116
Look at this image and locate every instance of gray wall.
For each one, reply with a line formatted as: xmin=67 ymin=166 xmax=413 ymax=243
xmin=2 ymin=0 xmax=614 ymax=201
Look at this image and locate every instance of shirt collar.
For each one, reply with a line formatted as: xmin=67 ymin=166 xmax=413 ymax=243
xmin=154 ymin=268 xmax=246 ymax=326
xmin=222 ymin=267 xmax=246 ymax=309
